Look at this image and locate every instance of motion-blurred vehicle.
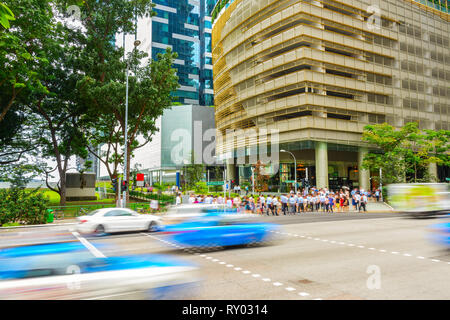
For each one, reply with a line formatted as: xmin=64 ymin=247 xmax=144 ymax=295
xmin=162 ymin=204 xmax=224 ymax=225
xmin=0 ymin=242 xmax=200 ymax=299
xmin=161 ymin=210 xmax=280 ymax=249
xmin=387 ymin=183 xmax=450 ymax=218
xmin=76 ymin=208 xmax=161 ymax=235
xmin=428 ymin=215 xmax=450 ymax=248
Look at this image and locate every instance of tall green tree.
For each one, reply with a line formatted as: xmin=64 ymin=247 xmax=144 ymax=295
xmin=362 ymin=122 xmax=450 ymax=184
xmin=68 ymin=0 xmax=179 ymax=201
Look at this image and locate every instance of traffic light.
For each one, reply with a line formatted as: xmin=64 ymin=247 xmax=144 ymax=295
xmin=112 ymin=178 xmax=117 ymax=192
xmin=121 ymin=180 xmax=128 ymax=192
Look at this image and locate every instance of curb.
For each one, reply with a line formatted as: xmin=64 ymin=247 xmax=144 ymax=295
xmin=0 ymin=222 xmax=77 ymax=230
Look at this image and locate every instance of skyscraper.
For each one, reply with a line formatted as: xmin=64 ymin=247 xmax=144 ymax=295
xmin=152 ymin=0 xmax=216 ymax=106
xmin=212 ymin=0 xmax=449 ymax=191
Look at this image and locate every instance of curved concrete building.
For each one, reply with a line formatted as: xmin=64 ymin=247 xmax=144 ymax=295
xmin=212 ymin=0 xmax=449 ymax=191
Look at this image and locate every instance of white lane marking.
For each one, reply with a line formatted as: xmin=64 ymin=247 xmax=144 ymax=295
xmin=273 ymin=282 xmax=283 ymax=286
xmin=285 ymin=287 xmax=296 ymax=291
xmin=313 ymin=298 xmax=323 ymax=300
xmin=338 ymin=242 xmax=346 ymax=245
xmin=357 ymin=245 xmax=365 ymax=248
xmin=262 ymin=278 xmax=271 ymax=282
xmin=391 ymin=251 xmax=399 ymax=255
xmin=347 ymin=244 xmax=355 ymax=247
xmin=298 ymin=292 xmax=310 ymax=296
xmin=417 ymin=256 xmax=425 ymax=259
xmin=234 ymin=267 xmax=242 ymax=271
xmin=212 ymin=259 xmax=219 ymax=262
xmin=330 ymin=241 xmax=336 ymax=244
xmin=206 ymin=257 xmax=212 ymax=260
xmin=252 ymin=274 xmax=261 ymax=278
xmin=379 ymin=249 xmax=387 ymax=253
xmin=242 ymin=270 xmax=251 ymax=274
xmin=368 ymin=248 xmax=376 ymax=250
xmin=431 ymin=259 xmax=440 ymax=263
xmin=314 ymin=238 xmax=321 ymax=241
xmin=403 ymin=253 xmax=412 ymax=257
xmin=200 ymin=254 xmax=206 ymax=257
xmin=226 ymin=264 xmax=234 ymax=268
xmin=71 ymin=232 xmax=106 ymax=258
xmin=322 ymin=239 xmax=329 ymax=242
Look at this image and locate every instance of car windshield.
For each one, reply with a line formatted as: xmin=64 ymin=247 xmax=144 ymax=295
xmin=86 ymin=209 xmax=102 ymax=216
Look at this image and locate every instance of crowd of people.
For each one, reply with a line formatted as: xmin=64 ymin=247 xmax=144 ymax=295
xmin=178 ymin=187 xmax=382 ymax=215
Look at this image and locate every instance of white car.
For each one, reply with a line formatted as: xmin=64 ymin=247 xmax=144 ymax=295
xmin=76 ymin=208 xmax=161 ymax=235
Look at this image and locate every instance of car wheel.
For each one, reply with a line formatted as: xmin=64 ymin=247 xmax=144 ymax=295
xmin=147 ymin=221 xmax=158 ymax=233
xmin=94 ymin=224 xmax=105 ymax=236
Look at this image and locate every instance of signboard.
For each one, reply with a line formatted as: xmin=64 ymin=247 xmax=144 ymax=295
xmin=136 ymin=181 xmax=144 ymax=187
xmin=136 ymin=173 xmax=144 ymax=181
xmin=285 ymin=180 xmax=295 ymax=183
xmin=208 ymin=181 xmax=225 ymax=186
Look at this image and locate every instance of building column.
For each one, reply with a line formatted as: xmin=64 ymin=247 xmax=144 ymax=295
xmin=315 ymin=141 xmax=328 ymax=189
xmin=226 ymin=162 xmax=236 ymax=182
xmin=358 ymin=147 xmax=370 ymax=191
xmin=428 ymin=162 xmax=438 ymax=182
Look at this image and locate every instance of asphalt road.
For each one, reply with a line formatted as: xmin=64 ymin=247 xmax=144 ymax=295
xmin=1 ymin=212 xmax=449 ymax=300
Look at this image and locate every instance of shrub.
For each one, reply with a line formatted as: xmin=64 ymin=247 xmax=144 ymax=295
xmin=0 ymin=188 xmax=50 ymax=225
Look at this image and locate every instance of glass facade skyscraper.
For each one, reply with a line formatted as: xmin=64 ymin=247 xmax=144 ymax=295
xmin=152 ymin=0 xmax=216 ymax=106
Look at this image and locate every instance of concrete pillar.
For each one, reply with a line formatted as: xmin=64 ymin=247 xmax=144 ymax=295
xmin=226 ymin=162 xmax=236 ymax=182
xmin=358 ymin=147 xmax=370 ymax=191
xmin=428 ymin=162 xmax=438 ymax=182
xmin=315 ymin=141 xmax=328 ymax=189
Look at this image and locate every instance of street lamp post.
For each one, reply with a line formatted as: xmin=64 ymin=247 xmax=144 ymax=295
xmin=281 ymin=149 xmax=297 ymax=193
xmin=123 ymin=39 xmax=141 ymax=208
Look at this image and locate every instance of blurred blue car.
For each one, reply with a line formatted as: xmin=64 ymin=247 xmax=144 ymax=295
xmin=161 ymin=210 xmax=281 ymax=249
xmin=0 ymin=242 xmax=200 ymax=299
xmin=429 ymin=215 xmax=450 ymax=248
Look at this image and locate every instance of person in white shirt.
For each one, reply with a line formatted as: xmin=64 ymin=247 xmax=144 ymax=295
xmin=266 ymin=195 xmax=273 ymax=215
xmin=306 ymin=195 xmax=312 ymax=212
xmin=355 ymin=192 xmax=361 ymax=211
xmin=259 ymin=195 xmax=266 ymax=215
xmin=189 ymin=195 xmax=195 ymax=204
xmin=272 ymin=196 xmax=279 ymax=216
xmin=359 ymin=193 xmax=368 ymax=212
xmin=297 ymin=195 xmax=304 ymax=213
xmin=217 ymin=196 xmax=223 ymax=204
xmin=205 ymin=195 xmax=212 ymax=204
xmin=288 ymin=194 xmax=296 ymax=215
xmin=226 ymin=197 xmax=233 ymax=209
xmin=176 ymin=194 xmax=182 ymax=205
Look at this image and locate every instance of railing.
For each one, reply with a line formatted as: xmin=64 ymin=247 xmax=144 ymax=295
xmin=48 ymin=192 xmax=175 ymax=219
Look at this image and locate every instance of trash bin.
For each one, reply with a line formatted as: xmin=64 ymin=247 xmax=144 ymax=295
xmin=46 ymin=209 xmax=54 ymax=223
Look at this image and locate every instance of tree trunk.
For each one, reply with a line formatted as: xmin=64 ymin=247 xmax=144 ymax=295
xmin=59 ymin=174 xmax=66 ymax=207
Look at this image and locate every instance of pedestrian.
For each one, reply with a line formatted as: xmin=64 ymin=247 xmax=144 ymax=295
xmin=328 ymin=194 xmax=334 ymax=213
xmin=355 ymin=192 xmax=361 ymax=212
xmin=266 ymin=195 xmax=273 ymax=215
xmin=272 ymin=196 xmax=279 ymax=216
xmin=281 ymin=194 xmax=289 ymax=215
xmin=259 ymin=195 xmax=266 ymax=214
xmin=176 ymin=193 xmax=182 ymax=206
xmin=339 ymin=196 xmax=344 ymax=212
xmin=375 ymin=189 xmax=380 ymax=202
xmin=289 ymin=194 xmax=296 ymax=215
xmin=359 ymin=193 xmax=368 ymax=212
xmin=297 ymin=194 xmax=304 ymax=213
